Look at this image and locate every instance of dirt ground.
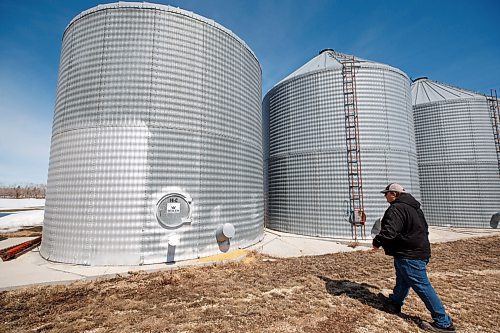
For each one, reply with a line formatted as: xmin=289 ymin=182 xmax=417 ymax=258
xmin=1 ymin=235 xmax=499 ymax=333
xmin=0 ymin=226 xmax=42 ymax=238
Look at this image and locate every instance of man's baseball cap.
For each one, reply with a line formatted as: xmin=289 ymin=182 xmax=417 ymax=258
xmin=381 ymin=183 xmax=405 ymax=194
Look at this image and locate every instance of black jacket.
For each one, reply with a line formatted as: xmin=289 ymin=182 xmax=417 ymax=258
xmin=372 ymin=193 xmax=431 ymax=259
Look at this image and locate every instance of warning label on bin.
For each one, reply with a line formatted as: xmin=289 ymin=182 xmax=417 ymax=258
xmin=167 ymin=203 xmax=180 ymax=213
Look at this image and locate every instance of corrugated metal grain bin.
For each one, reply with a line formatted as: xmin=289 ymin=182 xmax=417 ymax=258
xmin=263 ymin=50 xmax=419 ymax=238
xmin=411 ymin=78 xmax=500 ymax=228
xmin=41 ymin=2 xmax=263 ymax=265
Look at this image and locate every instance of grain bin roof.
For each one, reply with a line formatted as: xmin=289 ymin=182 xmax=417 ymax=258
xmin=275 ymin=49 xmax=407 ymax=87
xmin=411 ymin=77 xmax=484 ymax=105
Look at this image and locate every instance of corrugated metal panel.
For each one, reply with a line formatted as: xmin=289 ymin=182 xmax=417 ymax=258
xmin=412 ymin=79 xmax=500 ymax=227
xmin=41 ymin=2 xmax=263 ymax=265
xmin=264 ymin=51 xmax=419 ymax=238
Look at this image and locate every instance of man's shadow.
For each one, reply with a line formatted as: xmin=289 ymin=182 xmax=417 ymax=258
xmin=318 ymin=276 xmax=421 ymax=324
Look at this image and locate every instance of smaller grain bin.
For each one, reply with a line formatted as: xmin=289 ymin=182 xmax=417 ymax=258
xmin=263 ymin=49 xmax=419 ymax=239
xmin=411 ymin=78 xmax=500 ymax=228
xmin=41 ymin=2 xmax=263 ymax=265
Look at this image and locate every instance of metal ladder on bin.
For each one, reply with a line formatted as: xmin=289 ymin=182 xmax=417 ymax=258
xmin=487 ymin=89 xmax=500 ymax=175
xmin=341 ymin=55 xmax=366 ymax=241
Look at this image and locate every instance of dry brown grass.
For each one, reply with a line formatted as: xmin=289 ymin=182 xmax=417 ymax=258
xmin=1 ymin=235 xmax=499 ymax=333
xmin=0 ymin=226 xmax=43 ymax=238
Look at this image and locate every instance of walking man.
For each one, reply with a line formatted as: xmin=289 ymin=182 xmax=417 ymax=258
xmin=372 ymin=183 xmax=455 ymax=333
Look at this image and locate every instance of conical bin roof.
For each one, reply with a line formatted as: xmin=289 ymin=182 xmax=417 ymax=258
xmin=411 ymin=77 xmax=484 ymax=105
xmin=276 ymin=49 xmax=405 ymax=87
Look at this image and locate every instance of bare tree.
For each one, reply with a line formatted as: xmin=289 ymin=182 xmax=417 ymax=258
xmin=0 ymin=184 xmax=47 ymax=198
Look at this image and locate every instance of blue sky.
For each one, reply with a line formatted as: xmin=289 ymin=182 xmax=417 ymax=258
xmin=1 ymin=0 xmax=499 ymax=185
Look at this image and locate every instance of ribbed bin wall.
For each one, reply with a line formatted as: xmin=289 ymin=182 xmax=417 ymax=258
xmin=263 ymin=50 xmax=419 ymax=238
xmin=41 ymin=2 xmax=263 ymax=265
xmin=412 ymin=79 xmax=500 ymax=228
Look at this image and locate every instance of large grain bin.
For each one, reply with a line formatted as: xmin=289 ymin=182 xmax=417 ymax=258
xmin=263 ymin=49 xmax=419 ymax=238
xmin=411 ymin=78 xmax=500 ymax=228
xmin=41 ymin=2 xmax=263 ymax=265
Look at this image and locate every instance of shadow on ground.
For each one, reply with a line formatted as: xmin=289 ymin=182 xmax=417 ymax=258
xmin=318 ymin=276 xmax=422 ymax=325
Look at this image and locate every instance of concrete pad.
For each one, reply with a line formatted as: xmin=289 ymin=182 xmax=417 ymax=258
xmin=428 ymin=226 xmax=500 ymax=243
xmin=0 ymin=246 xmax=250 ymax=291
xmin=250 ymin=229 xmax=371 ymax=258
xmin=0 ymin=249 xmax=84 ymax=289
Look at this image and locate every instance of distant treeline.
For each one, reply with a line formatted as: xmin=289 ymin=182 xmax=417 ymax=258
xmin=0 ymin=184 xmax=46 ymax=199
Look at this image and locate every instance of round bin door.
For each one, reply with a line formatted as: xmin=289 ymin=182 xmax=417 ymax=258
xmin=156 ymin=193 xmax=192 ymax=228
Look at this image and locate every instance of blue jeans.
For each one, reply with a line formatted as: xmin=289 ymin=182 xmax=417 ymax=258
xmin=391 ymin=258 xmax=453 ymax=328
